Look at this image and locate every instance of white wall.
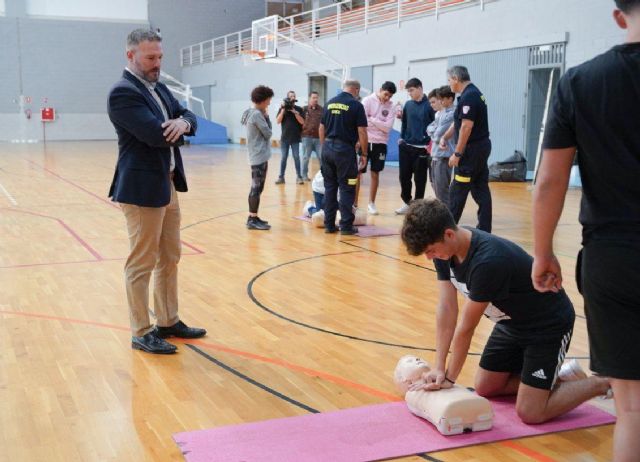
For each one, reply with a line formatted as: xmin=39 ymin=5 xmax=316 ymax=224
xmin=0 ymin=113 xmax=115 ymax=142
xmin=182 ymin=0 xmax=625 ymax=144
xmin=25 ymin=0 xmax=147 ymax=21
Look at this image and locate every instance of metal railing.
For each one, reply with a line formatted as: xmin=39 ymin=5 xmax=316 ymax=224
xmin=181 ymin=0 xmax=493 ymax=67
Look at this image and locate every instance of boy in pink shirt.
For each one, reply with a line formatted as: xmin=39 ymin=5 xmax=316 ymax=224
xmin=355 ymin=81 xmax=397 ymax=215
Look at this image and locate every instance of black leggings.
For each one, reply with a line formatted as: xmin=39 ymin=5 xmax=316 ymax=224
xmin=249 ymin=162 xmax=268 ymax=214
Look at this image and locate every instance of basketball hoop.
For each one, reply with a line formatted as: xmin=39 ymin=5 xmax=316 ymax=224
xmin=241 ymin=49 xmax=266 ymax=66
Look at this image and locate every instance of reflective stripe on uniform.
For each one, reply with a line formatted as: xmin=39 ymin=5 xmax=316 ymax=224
xmin=347 ymin=178 xmax=358 ymax=185
xmin=454 ymin=174 xmax=471 ymax=183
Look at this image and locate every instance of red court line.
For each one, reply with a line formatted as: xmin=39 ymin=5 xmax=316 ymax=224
xmin=500 ymin=441 xmax=557 ymax=462
xmin=0 ymin=309 xmax=564 ymax=460
xmin=0 ymin=309 xmax=398 ymax=401
xmin=2 ymin=207 xmax=103 ymax=261
xmin=26 ymin=159 xmax=205 ymax=255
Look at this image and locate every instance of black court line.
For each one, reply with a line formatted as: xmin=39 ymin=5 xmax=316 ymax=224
xmin=339 ymin=239 xmax=436 ymax=272
xmin=339 ymin=239 xmax=588 ymax=321
xmin=247 ymin=250 xmax=590 ymax=359
xmin=186 ymin=344 xmax=442 ymax=462
xmin=247 ymin=250 xmax=449 ymax=353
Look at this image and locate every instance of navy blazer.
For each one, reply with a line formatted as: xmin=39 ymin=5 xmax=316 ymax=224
xmin=107 ymin=70 xmax=197 ymax=207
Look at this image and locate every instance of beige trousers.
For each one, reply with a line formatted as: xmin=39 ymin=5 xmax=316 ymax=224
xmin=121 ymin=183 xmax=181 ymax=337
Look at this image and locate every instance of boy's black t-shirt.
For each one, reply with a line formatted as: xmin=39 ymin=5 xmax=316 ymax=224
xmin=434 ymin=228 xmax=574 ymax=330
xmin=543 ymin=42 xmax=640 ymax=240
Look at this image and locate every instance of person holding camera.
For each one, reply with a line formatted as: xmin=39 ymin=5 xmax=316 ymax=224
xmin=275 ymin=90 xmax=305 ymax=185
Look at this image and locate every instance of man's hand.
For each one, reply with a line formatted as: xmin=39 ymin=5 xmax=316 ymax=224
xmin=358 ymin=155 xmax=367 ymax=171
xmin=448 ymin=155 xmax=460 ymax=168
xmin=162 ymin=118 xmax=189 ymax=143
xmin=532 ymin=254 xmax=563 ymax=293
xmin=408 ymin=369 xmax=447 ymax=391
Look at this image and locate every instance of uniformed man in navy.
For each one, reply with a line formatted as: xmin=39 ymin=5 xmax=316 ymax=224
xmin=318 ymin=80 xmax=368 ymax=235
xmin=440 ymin=65 xmax=492 ymax=233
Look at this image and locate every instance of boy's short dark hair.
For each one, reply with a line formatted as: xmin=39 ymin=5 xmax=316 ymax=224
xmin=381 ymin=81 xmax=397 ymax=94
xmin=436 ymin=85 xmax=455 ymax=100
xmin=251 ymin=85 xmax=274 ymax=104
xmin=405 ymin=78 xmax=423 ymax=90
xmin=401 ymin=199 xmax=458 ymax=256
xmin=616 ymin=0 xmax=640 ymax=13
xmin=427 ymin=88 xmax=438 ymax=99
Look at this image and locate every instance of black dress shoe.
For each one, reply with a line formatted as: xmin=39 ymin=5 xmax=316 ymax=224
xmin=340 ymin=226 xmax=358 ymax=235
xmin=155 ymin=320 xmax=207 ymax=339
xmin=325 ymin=226 xmax=338 ymax=234
xmin=131 ymin=332 xmax=177 ymax=354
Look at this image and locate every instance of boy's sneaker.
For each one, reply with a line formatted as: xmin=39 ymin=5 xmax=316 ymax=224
xmin=275 ymin=177 xmax=285 ymax=185
xmin=368 ymin=203 xmax=379 ymax=215
xmin=296 ymin=177 xmax=305 ymax=185
xmin=247 ymin=216 xmax=271 ymax=230
xmin=302 ymin=200 xmax=314 ymax=218
xmin=395 ymin=203 xmax=410 ymax=215
xmin=558 ymin=359 xmax=588 ymax=381
xmin=255 ymin=216 xmax=269 ymax=225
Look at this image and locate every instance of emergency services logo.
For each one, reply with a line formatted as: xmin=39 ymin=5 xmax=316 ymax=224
xmin=463 ymin=106 xmax=470 ymax=114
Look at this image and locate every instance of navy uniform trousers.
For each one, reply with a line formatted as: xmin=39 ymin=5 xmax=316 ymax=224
xmin=449 ymin=138 xmax=493 ymax=233
xmin=321 ymin=138 xmax=358 ymax=230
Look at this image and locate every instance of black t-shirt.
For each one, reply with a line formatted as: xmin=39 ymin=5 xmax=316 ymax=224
xmin=278 ymin=104 xmax=304 ymax=143
xmin=454 ymin=83 xmax=490 ymax=144
xmin=321 ymin=91 xmax=368 ymax=146
xmin=434 ymin=228 xmax=574 ymax=330
xmin=543 ymin=42 xmax=640 ymax=240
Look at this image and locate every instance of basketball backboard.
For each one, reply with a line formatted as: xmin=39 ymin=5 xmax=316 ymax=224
xmin=251 ymin=15 xmax=278 ymax=60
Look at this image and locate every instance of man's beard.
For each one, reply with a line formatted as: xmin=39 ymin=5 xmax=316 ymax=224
xmin=143 ymin=68 xmax=160 ymax=83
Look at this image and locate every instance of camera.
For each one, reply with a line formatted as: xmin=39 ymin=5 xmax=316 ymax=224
xmin=283 ymin=97 xmax=298 ymax=110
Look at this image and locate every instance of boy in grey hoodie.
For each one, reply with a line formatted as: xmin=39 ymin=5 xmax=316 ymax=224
xmin=241 ymin=85 xmax=274 ymax=230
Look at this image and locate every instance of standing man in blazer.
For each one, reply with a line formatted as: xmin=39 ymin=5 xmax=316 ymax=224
xmin=108 ymin=29 xmax=206 ymax=355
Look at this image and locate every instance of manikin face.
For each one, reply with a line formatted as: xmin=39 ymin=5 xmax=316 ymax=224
xmin=393 ymin=355 xmax=431 ymax=393
xmin=127 ymin=40 xmax=163 ymax=83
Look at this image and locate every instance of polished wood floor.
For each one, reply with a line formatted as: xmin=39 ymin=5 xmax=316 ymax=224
xmin=0 ymin=141 xmax=613 ymax=461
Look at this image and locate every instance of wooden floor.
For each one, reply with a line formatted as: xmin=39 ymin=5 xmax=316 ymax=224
xmin=0 ymin=141 xmax=614 ymax=461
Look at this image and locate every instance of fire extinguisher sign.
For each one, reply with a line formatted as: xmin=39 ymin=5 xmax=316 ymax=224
xmin=41 ymin=107 xmax=55 ymax=122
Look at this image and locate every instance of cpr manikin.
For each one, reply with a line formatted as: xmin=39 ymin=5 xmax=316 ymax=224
xmin=310 ymin=209 xmax=367 ymax=228
xmin=393 ymin=355 xmax=493 ymax=435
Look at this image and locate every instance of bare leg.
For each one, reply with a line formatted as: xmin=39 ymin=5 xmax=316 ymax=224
xmin=474 ymin=368 xmax=521 ymax=397
xmin=369 ymin=171 xmax=380 ymax=204
xmin=515 ymin=377 xmax=610 ymax=424
xmin=354 ymin=172 xmax=362 ymax=208
xmin=611 ymin=378 xmax=640 ymax=462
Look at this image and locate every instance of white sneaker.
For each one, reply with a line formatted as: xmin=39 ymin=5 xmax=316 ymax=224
xmin=558 ymin=359 xmax=588 ymax=381
xmin=302 ymin=200 xmax=314 ymax=218
xmin=395 ymin=204 xmax=410 ymax=215
xmin=368 ymin=203 xmax=379 ymax=215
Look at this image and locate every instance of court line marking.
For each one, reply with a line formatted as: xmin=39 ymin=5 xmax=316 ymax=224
xmin=0 ymin=308 xmax=570 ymax=462
xmin=0 ymin=180 xmax=18 ymax=205
xmin=24 ymin=159 xmax=205 ymax=255
xmin=247 ymin=251 xmax=589 ymax=357
xmin=1 ymin=207 xmax=103 ymax=261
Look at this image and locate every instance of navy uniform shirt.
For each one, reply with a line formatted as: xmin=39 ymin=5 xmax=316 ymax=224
xmin=454 ymin=83 xmax=490 ymax=144
xmin=543 ymin=42 xmax=640 ymax=241
xmin=321 ymin=91 xmax=367 ymax=146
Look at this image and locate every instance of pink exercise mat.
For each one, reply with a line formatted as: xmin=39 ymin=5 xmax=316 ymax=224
xmin=173 ymin=397 xmax=615 ymax=462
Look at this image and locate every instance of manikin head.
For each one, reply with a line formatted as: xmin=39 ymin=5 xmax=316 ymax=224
xmin=393 ymin=355 xmax=431 ymax=394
